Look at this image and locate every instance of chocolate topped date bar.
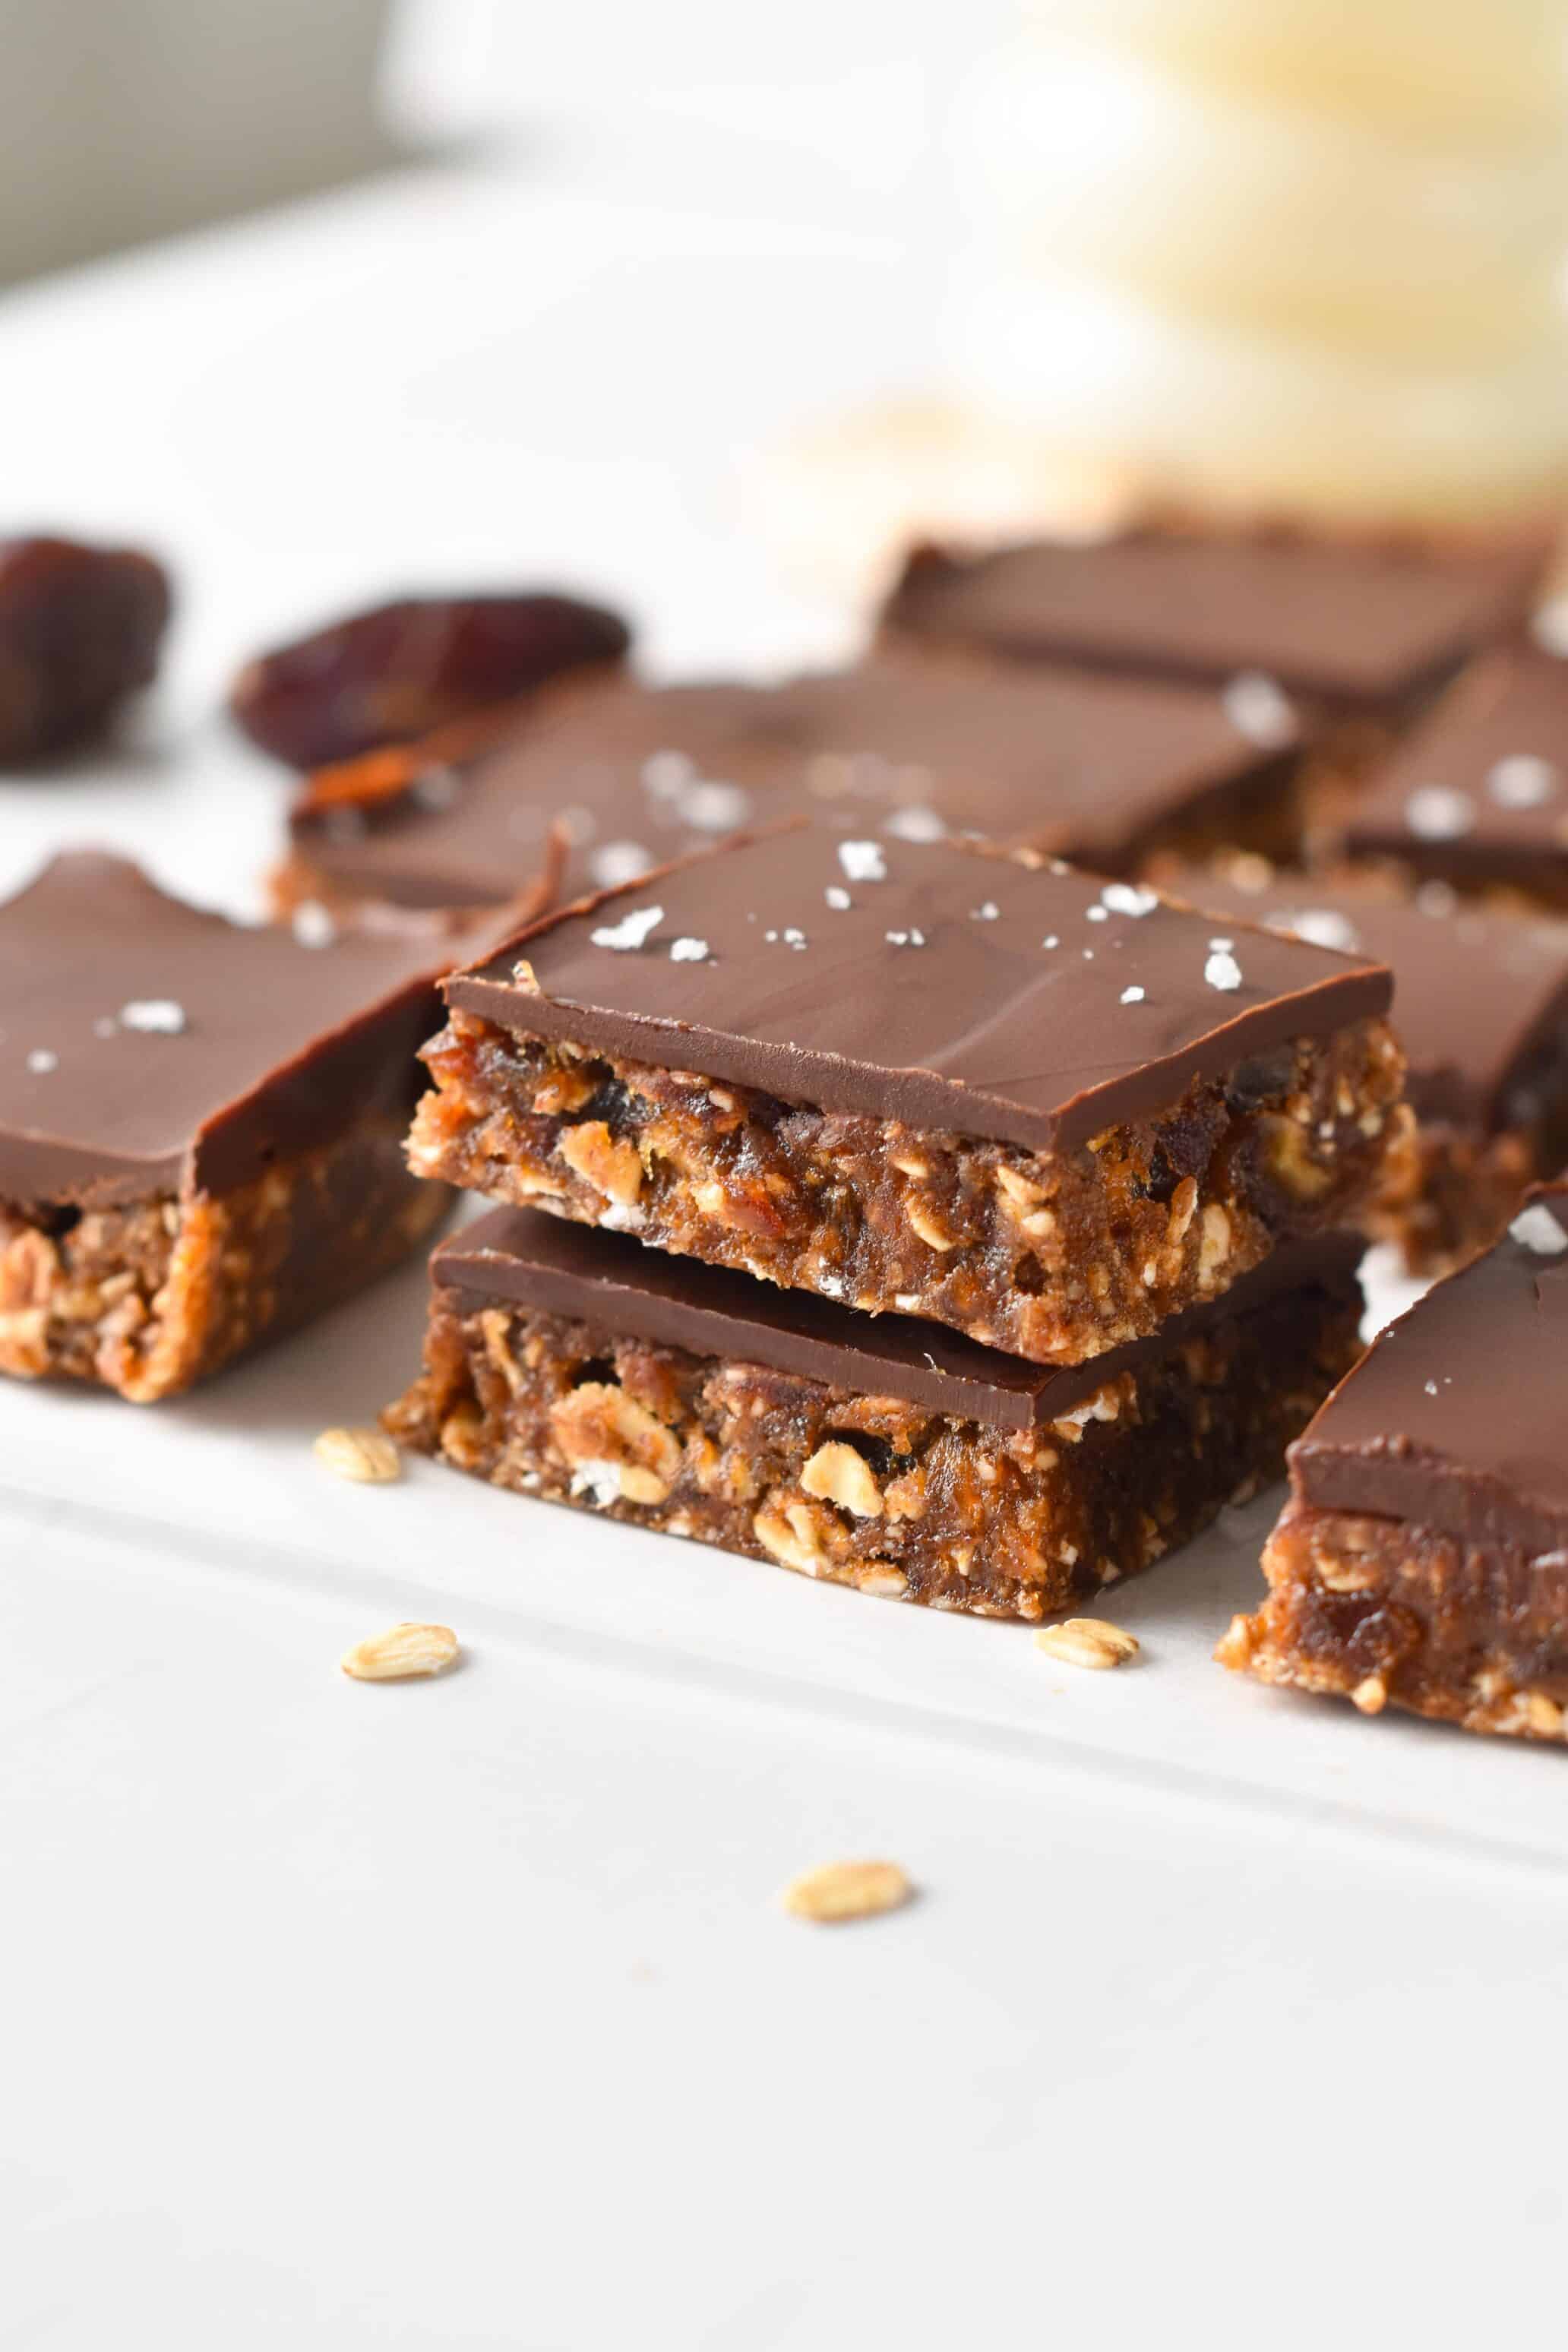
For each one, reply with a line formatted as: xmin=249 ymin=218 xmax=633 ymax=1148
xmin=1342 ymin=649 xmax=1568 ymax=903
xmin=0 ymin=852 xmax=461 ymax=1400
xmin=1165 ymin=860 xmax=1568 ymax=1272
xmin=880 ymin=525 xmax=1544 ymax=714
xmin=408 ymin=826 xmax=1405 ymax=1366
xmin=387 ymin=1206 xmax=1364 ymax=1620
xmin=277 ymin=653 xmax=1304 ymax=917
xmin=1220 ymin=1187 xmax=1568 ymax=1742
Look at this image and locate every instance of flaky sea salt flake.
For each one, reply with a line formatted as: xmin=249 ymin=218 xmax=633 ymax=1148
xmin=590 ymin=904 xmax=663 ymax=952
xmin=119 ymin=999 xmax=187 ymax=1034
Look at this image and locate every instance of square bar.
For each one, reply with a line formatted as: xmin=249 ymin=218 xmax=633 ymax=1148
xmin=1219 ymin=1187 xmax=1568 ymax=1742
xmin=277 ymin=653 xmax=1305 ymax=918
xmin=409 ymin=825 xmax=1403 ymax=1366
xmin=387 ymin=1207 xmax=1364 ymax=1621
xmin=880 ymin=525 xmax=1544 ymax=716
xmin=1342 ymin=649 xmax=1568 ymax=905
xmin=0 ymin=852 xmax=460 ymax=1401
xmin=1162 ymin=858 xmax=1568 ymax=1273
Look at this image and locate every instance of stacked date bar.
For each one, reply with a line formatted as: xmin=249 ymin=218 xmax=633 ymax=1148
xmin=390 ymin=824 xmax=1405 ymax=1617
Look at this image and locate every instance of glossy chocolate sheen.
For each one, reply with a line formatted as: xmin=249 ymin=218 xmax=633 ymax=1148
xmin=1291 ymin=1186 xmax=1568 ymax=1554
xmin=1165 ymin=864 xmax=1568 ymax=1129
xmin=882 ymin=530 xmax=1543 ymax=705
xmin=436 ymin=1204 xmax=1364 ymax=1430
xmin=1344 ymin=650 xmax=1568 ymax=886
xmin=287 ymin=656 xmax=1298 ymax=909
xmin=444 ymin=827 xmax=1391 ymax=1153
xmin=0 ymin=852 xmax=469 ymax=1211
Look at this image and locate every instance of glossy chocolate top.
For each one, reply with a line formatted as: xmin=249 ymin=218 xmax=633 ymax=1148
xmin=287 ymin=656 xmax=1298 ymax=909
xmin=445 ymin=827 xmax=1391 ymax=1153
xmin=436 ymin=1204 xmax=1363 ymax=1430
xmin=1344 ymin=650 xmax=1568 ymax=885
xmin=1165 ymin=863 xmax=1568 ymax=1130
xmin=1291 ymin=1187 xmax=1568 ymax=1554
xmin=0 ymin=852 xmax=464 ymax=1210
xmin=882 ymin=530 xmax=1542 ymax=706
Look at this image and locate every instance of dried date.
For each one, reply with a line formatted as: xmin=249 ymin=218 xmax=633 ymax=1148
xmin=229 ymin=590 xmax=631 ymax=768
xmin=0 ymin=535 xmax=172 ymax=764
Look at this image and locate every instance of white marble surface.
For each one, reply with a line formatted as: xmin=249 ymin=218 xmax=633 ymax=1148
xmin=4 ymin=157 xmax=1566 ymax=2352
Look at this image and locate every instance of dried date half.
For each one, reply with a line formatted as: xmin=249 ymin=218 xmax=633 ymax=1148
xmin=0 ymin=535 xmax=172 ymax=764
xmin=229 ymin=590 xmax=631 ymax=769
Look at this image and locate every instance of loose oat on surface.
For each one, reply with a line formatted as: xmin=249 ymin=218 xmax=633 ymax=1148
xmin=1034 ymin=1619 xmax=1141 ymax=1670
xmin=340 ymin=1623 xmax=460 ymax=1681
xmin=779 ymin=1859 xmax=914 ymax=1923
xmin=315 ymin=1424 xmax=402 ymax=1484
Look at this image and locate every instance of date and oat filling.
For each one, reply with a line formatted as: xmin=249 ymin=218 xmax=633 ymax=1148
xmin=1219 ymin=1504 xmax=1568 ymax=1745
xmin=387 ymin=1212 xmax=1364 ymax=1621
xmin=0 ymin=1117 xmax=444 ymax=1403
xmin=409 ymin=1008 xmax=1403 ymax=1367
xmin=1222 ymin=1186 xmax=1568 ymax=1743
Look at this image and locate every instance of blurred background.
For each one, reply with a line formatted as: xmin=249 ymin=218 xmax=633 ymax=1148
xmin=5 ymin=0 xmax=1563 ymax=540
xmin=0 ymin=0 xmax=991 ymax=283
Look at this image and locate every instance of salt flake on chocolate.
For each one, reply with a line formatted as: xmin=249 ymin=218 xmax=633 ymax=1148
xmin=1276 ymin=908 xmax=1359 ymax=955
xmin=824 ymin=886 xmax=852 ymax=911
xmin=1510 ymin=1202 xmax=1568 ymax=1255
xmin=590 ymin=841 xmax=654 ymax=890
xmin=669 ymin=937 xmax=710 ymax=963
xmin=119 ymin=999 xmax=187 ymax=1034
xmin=971 ymin=901 xmax=999 ymax=922
xmin=1100 ymin=883 xmax=1159 ymax=918
xmin=838 ymin=840 xmax=886 ymax=883
xmin=1487 ymin=754 xmax=1557 ymax=809
xmin=1222 ymin=671 xmax=1295 ymax=748
xmin=1405 ymin=785 xmax=1474 ymax=840
xmin=1205 ymin=950 xmax=1243 ymax=992
xmin=26 ymin=1048 xmax=57 ymax=1073
xmin=590 ymin=904 xmax=663 ymax=952
xmin=678 ymin=779 xmax=750 ymax=830
xmin=291 ymin=901 xmax=337 ymax=950
xmin=1120 ymin=985 xmax=1146 ymax=1004
xmin=884 ymin=805 xmax=946 ymax=844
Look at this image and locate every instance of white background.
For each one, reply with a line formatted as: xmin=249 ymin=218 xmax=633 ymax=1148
xmin=4 ymin=132 xmax=1568 ymax=2352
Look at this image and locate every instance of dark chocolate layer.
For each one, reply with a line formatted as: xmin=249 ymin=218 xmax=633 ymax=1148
xmin=0 ymin=852 xmax=470 ymax=1210
xmin=881 ymin=530 xmax=1544 ymax=706
xmin=444 ymin=827 xmax=1391 ymax=1154
xmin=1344 ymin=650 xmax=1568 ymax=887
xmin=1291 ymin=1184 xmax=1568 ymax=1553
xmin=287 ymin=656 xmax=1298 ymax=909
xmin=1165 ymin=863 xmax=1568 ymax=1129
xmin=435 ymin=1204 xmax=1364 ymax=1431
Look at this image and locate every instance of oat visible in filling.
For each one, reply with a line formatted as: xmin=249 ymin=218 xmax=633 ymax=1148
xmin=1219 ymin=1500 xmax=1568 ymax=1743
xmin=407 ymin=1009 xmax=1406 ymax=1364
xmin=386 ymin=1279 xmax=1361 ymax=1620
xmin=0 ymin=1116 xmax=444 ymax=1402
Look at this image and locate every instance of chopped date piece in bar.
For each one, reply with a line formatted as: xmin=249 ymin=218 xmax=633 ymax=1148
xmin=231 ymin=586 xmax=631 ymax=769
xmin=1162 ymin=858 xmax=1568 ymax=1274
xmin=0 ymin=534 xmax=172 ymax=763
xmin=387 ymin=1208 xmax=1364 ymax=1622
xmin=1342 ymin=649 xmax=1568 ymax=906
xmin=408 ymin=826 xmax=1406 ymax=1367
xmin=1219 ymin=1184 xmax=1568 ymax=1742
xmin=277 ymin=652 xmax=1307 ymax=917
xmin=0 ymin=853 xmax=467 ymax=1401
xmin=880 ymin=524 xmax=1545 ymax=716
